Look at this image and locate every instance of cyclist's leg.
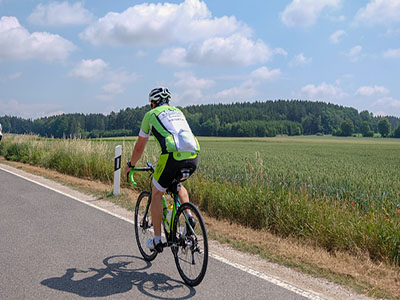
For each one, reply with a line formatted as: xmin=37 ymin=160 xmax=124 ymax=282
xmin=153 ymin=153 xmax=199 ymax=234
xmin=152 ymin=153 xmax=170 ymax=238
xmin=176 ymin=156 xmax=199 ymax=231
xmin=178 ymin=185 xmax=189 ymax=204
xmin=149 ymin=154 xmax=170 ymax=252
xmin=150 ymin=185 xmax=163 ymax=238
xmin=177 ymin=155 xmax=199 ymax=204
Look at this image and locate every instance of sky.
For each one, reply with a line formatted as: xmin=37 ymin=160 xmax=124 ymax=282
xmin=0 ymin=0 xmax=400 ymax=119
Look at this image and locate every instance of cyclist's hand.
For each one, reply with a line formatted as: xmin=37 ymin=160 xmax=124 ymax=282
xmin=125 ymin=165 xmax=131 ymax=182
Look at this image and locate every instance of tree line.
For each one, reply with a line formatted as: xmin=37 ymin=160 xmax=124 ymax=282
xmin=1 ymin=100 xmax=400 ymax=138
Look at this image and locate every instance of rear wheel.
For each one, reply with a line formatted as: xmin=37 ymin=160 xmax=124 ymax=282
xmin=134 ymin=191 xmax=157 ymax=261
xmin=172 ymin=202 xmax=208 ymax=286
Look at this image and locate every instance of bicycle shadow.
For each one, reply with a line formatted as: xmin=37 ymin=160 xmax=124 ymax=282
xmin=40 ymin=255 xmax=196 ymax=299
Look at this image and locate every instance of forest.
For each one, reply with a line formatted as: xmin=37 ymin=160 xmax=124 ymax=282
xmin=1 ymin=100 xmax=400 ymax=138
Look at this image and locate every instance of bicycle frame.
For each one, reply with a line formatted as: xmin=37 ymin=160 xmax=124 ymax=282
xmin=128 ymin=164 xmax=194 ymax=248
xmin=130 ymin=162 xmax=208 ymax=286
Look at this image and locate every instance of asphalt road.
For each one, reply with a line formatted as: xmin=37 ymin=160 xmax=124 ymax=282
xmin=0 ymin=167 xmax=313 ymax=300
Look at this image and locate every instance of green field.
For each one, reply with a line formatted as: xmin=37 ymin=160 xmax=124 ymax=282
xmin=1 ymin=134 xmax=399 ymax=265
xmin=197 ymin=136 xmax=400 ymax=211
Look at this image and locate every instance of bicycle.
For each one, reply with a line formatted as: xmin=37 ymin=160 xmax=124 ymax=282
xmin=128 ymin=162 xmax=208 ymax=286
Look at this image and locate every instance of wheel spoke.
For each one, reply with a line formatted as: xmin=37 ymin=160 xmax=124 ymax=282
xmin=172 ymin=202 xmax=208 ymax=286
xmin=135 ymin=191 xmax=157 ymax=261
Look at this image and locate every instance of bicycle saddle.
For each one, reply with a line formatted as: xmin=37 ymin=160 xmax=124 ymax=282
xmin=177 ymin=168 xmax=193 ymax=182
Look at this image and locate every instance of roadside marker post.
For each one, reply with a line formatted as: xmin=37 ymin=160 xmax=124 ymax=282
xmin=113 ymin=145 xmax=122 ymax=196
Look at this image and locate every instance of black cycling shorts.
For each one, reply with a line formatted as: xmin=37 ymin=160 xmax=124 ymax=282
xmin=153 ymin=153 xmax=199 ymax=192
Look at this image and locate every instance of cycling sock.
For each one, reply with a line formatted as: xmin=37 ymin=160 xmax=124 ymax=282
xmin=154 ymin=235 xmax=161 ymax=244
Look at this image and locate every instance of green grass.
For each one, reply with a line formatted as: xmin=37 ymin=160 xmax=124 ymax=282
xmin=1 ymin=134 xmax=399 ymax=265
xmin=197 ymin=136 xmax=399 ymax=210
xmin=189 ymin=136 xmax=400 ymax=262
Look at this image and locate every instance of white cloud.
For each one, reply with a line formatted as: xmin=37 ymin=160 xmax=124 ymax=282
xmin=81 ymin=0 xmax=277 ymax=67
xmin=174 ymin=89 xmax=205 ymax=105
xmin=136 ymin=50 xmax=147 ymax=57
xmin=158 ymin=48 xmax=191 ymax=67
xmin=186 ymin=34 xmax=273 ymax=66
xmin=281 ymin=0 xmax=341 ymax=27
xmin=382 ymin=27 xmax=400 ymax=37
xmin=8 ymin=72 xmax=21 ymax=80
xmin=214 ymin=84 xmax=259 ymax=103
xmin=28 ymin=1 xmax=94 ymax=26
xmin=374 ymin=97 xmax=400 ymax=108
xmin=0 ymin=16 xmax=75 ymax=62
xmin=69 ymin=59 xmax=108 ymax=80
xmin=250 ymin=66 xmax=281 ymax=81
xmin=68 ymin=59 xmax=138 ymax=100
xmin=289 ymin=53 xmax=312 ymax=67
xmin=159 ymin=35 xmax=274 ymax=67
xmin=173 ymin=71 xmax=215 ymax=104
xmin=174 ymin=71 xmax=214 ymax=90
xmin=173 ymin=66 xmax=281 ymax=104
xmin=80 ymin=0 xmax=248 ymax=46
xmin=355 ymin=85 xmax=389 ymax=96
xmin=97 ymin=70 xmax=139 ymax=101
xmin=355 ymin=0 xmax=400 ymax=25
xmin=329 ymin=15 xmax=346 ymax=22
xmin=274 ymin=48 xmax=288 ymax=56
xmin=69 ymin=59 xmax=139 ymax=100
xmin=346 ymin=45 xmax=363 ymax=62
xmin=106 ymin=70 xmax=139 ymax=85
xmin=0 ymin=99 xmax=62 ymax=118
xmin=0 ymin=72 xmax=22 ymax=84
xmin=329 ymin=30 xmax=346 ymax=44
xmin=98 ymin=83 xmax=124 ymax=101
xmin=212 ymin=66 xmax=281 ymax=103
xmin=371 ymin=97 xmax=400 ymax=116
xmin=215 ymin=78 xmax=262 ymax=101
xmin=301 ymin=82 xmax=345 ymax=99
xmin=383 ymin=48 xmax=400 ymax=59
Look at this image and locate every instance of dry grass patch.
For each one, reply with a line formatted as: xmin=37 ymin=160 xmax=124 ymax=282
xmin=203 ymin=215 xmax=399 ymax=299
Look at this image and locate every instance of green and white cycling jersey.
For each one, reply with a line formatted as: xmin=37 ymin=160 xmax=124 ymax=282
xmin=139 ymin=105 xmax=200 ymax=157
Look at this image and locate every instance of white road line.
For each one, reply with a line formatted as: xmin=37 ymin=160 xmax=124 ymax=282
xmin=209 ymin=253 xmax=325 ymax=300
xmin=0 ymin=165 xmax=134 ymax=225
xmin=0 ymin=165 xmax=326 ymax=300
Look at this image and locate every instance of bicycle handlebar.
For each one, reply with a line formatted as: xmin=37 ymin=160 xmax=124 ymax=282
xmin=127 ymin=162 xmax=155 ymax=186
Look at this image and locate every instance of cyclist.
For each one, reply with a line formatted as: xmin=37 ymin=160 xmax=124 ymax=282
xmin=125 ymin=87 xmax=200 ymax=253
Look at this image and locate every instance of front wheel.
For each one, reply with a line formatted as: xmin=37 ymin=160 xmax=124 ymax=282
xmin=172 ymin=202 xmax=208 ymax=286
xmin=134 ymin=191 xmax=157 ymax=261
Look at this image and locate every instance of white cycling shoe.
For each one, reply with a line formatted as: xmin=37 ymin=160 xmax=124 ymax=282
xmin=146 ymin=238 xmax=163 ymax=253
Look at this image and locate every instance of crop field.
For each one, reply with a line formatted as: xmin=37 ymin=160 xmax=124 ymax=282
xmin=1 ymin=134 xmax=399 ymax=265
xmin=197 ymin=136 xmax=399 ymax=212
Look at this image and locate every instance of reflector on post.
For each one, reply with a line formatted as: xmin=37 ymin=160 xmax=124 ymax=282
xmin=113 ymin=145 xmax=122 ymax=195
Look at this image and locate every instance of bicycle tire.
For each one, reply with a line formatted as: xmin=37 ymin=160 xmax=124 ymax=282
xmin=134 ymin=191 xmax=157 ymax=261
xmin=172 ymin=202 xmax=208 ymax=286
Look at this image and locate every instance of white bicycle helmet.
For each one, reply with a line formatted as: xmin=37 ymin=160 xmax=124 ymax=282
xmin=149 ymin=87 xmax=171 ymax=107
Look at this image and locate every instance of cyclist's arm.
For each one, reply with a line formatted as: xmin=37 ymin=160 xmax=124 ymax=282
xmin=125 ymin=135 xmax=148 ymax=177
xmin=126 ymin=110 xmax=152 ymax=173
xmin=130 ymin=135 xmax=148 ymax=167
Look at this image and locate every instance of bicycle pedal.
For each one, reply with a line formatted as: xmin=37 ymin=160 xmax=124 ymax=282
xmin=147 ymin=239 xmax=164 ymax=253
